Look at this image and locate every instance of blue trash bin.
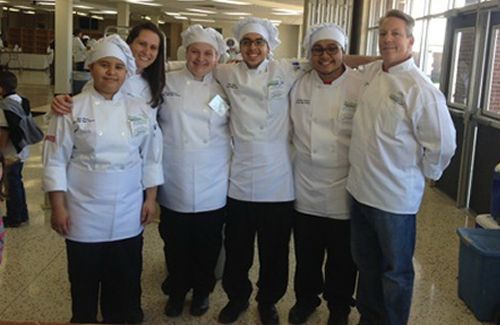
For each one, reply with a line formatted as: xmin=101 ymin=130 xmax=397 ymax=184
xmin=457 ymin=228 xmax=500 ymax=322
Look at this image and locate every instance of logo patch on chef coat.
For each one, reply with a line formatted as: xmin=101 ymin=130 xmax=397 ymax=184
xmin=128 ymin=115 xmax=149 ymax=137
xmin=295 ymin=98 xmax=311 ymax=105
xmin=268 ymin=79 xmax=286 ymax=99
xmin=75 ymin=117 xmax=95 ymax=124
xmin=389 ymin=91 xmax=406 ymax=107
xmin=225 ymin=82 xmax=238 ymax=90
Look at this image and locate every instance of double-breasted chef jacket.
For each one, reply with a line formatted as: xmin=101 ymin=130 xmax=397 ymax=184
xmin=157 ymin=67 xmax=231 ymax=213
xmin=43 ymin=87 xmax=164 ymax=242
xmin=215 ymin=58 xmax=305 ymax=202
xmin=346 ymin=58 xmax=456 ymax=214
xmin=291 ymin=66 xmax=365 ymax=220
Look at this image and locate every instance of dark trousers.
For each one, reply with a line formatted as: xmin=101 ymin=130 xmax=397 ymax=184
xmin=159 ymin=206 xmax=225 ymax=299
xmin=75 ymin=61 xmax=85 ymax=71
xmin=5 ymin=160 xmax=28 ymax=223
xmin=222 ymin=197 xmax=293 ymax=305
xmin=66 ymin=234 xmax=144 ymax=324
xmin=293 ymin=211 xmax=356 ymax=315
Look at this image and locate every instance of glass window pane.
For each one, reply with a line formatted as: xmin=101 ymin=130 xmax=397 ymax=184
xmin=411 ymin=0 xmax=427 ymax=18
xmin=448 ymin=28 xmax=475 ymax=107
xmin=367 ymin=29 xmax=379 ymax=55
xmin=484 ymin=27 xmax=500 ymax=117
xmin=430 ymin=0 xmax=450 ymax=14
xmin=370 ymin=0 xmax=386 ymax=27
xmin=423 ymin=18 xmax=446 ymax=87
xmin=453 ymin=0 xmax=479 ymax=8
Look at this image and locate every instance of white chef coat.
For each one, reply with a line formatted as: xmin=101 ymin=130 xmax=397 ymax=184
xmin=42 ymin=87 xmax=163 ymax=242
xmin=346 ymin=58 xmax=456 ymax=214
xmin=72 ymin=36 xmax=87 ymax=63
xmin=291 ymin=67 xmax=364 ymax=220
xmin=215 ymin=58 xmax=304 ymax=202
xmin=0 ymin=94 xmax=29 ymax=161
xmin=157 ymin=67 xmax=231 ymax=213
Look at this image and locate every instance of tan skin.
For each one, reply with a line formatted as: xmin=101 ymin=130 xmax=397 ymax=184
xmin=48 ymin=57 xmax=158 ymax=236
xmin=310 ymin=39 xmax=345 ymax=83
xmin=378 ymin=16 xmax=414 ymax=72
xmin=185 ymin=42 xmax=218 ymax=80
xmin=51 ymin=30 xmax=161 ymax=114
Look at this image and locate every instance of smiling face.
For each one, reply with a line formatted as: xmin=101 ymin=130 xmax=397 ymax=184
xmin=310 ymin=39 xmax=345 ymax=82
xmin=129 ymin=29 xmax=160 ymax=73
xmin=239 ymin=32 xmax=269 ymax=69
xmin=186 ymin=42 xmax=218 ymax=80
xmin=89 ymin=57 xmax=127 ymax=99
xmin=378 ymin=16 xmax=414 ymax=70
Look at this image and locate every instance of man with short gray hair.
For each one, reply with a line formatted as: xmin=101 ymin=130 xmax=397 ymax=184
xmin=346 ymin=9 xmax=456 ymax=325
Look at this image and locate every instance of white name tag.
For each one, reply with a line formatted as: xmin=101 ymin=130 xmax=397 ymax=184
xmin=208 ymin=95 xmax=229 ymax=117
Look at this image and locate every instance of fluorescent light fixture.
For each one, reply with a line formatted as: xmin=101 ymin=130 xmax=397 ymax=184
xmin=23 ymin=10 xmax=36 ymax=14
xmin=37 ymin=2 xmax=56 ymax=5
xmin=76 ymin=12 xmax=88 ymax=16
xmin=272 ymin=8 xmax=302 ymax=15
xmin=213 ymin=0 xmax=250 ymax=5
xmin=74 ymin=5 xmax=94 ymax=9
xmin=270 ymin=19 xmax=281 ymax=25
xmin=91 ymin=10 xmax=117 ymax=14
xmin=158 ymin=20 xmax=166 ymax=24
xmin=2 ymin=7 xmax=7 ymax=10
xmin=191 ymin=18 xmax=216 ymax=23
xmin=9 ymin=8 xmax=20 ymax=12
xmin=0 ymin=1 xmax=8 ymax=3
xmin=224 ymin=12 xmax=250 ymax=15
xmin=15 ymin=5 xmax=35 ymax=9
xmin=179 ymin=12 xmax=208 ymax=16
xmin=91 ymin=15 xmax=104 ymax=20
xmin=177 ymin=0 xmax=203 ymax=2
xmin=165 ymin=11 xmax=180 ymax=16
xmin=174 ymin=16 xmax=189 ymax=19
xmin=187 ymin=8 xmax=216 ymax=14
xmin=127 ymin=1 xmax=162 ymax=6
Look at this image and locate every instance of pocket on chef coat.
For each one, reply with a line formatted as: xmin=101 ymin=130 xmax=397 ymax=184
xmin=337 ymin=102 xmax=357 ymax=136
xmin=73 ymin=121 xmax=97 ymax=152
xmin=127 ymin=114 xmax=149 ymax=147
xmin=377 ymin=100 xmax=406 ymax=137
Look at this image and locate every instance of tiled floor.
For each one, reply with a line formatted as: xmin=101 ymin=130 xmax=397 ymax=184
xmin=0 ymin=79 xmax=493 ymax=324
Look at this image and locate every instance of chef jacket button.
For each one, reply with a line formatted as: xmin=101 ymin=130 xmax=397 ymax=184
xmin=242 ymin=98 xmax=246 ymax=102
xmin=203 ymin=139 xmax=208 ymax=144
xmin=98 ymin=131 xmax=103 ymax=136
xmin=121 ymin=132 xmax=126 ymax=137
xmin=187 ymin=81 xmax=191 ymax=85
xmin=260 ymin=125 xmax=265 ymax=130
xmin=203 ymin=108 xmax=208 ymax=113
xmin=94 ymin=101 xmax=100 ymax=106
xmin=313 ymin=149 xmax=317 ymax=154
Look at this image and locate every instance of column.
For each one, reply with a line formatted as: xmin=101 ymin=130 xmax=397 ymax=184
xmin=54 ymin=0 xmax=72 ymax=94
xmin=117 ymin=2 xmax=130 ymax=27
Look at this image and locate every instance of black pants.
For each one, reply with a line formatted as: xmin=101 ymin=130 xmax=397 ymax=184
xmin=5 ymin=160 xmax=29 ymax=223
xmin=159 ymin=206 xmax=225 ymax=299
xmin=66 ymin=234 xmax=144 ymax=324
xmin=222 ymin=197 xmax=293 ymax=305
xmin=293 ymin=211 xmax=357 ymax=315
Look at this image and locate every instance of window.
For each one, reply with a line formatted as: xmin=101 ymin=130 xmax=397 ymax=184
xmin=424 ymin=18 xmax=447 ymax=85
xmin=483 ymin=25 xmax=500 ymax=118
xmin=448 ymin=28 xmax=475 ymax=107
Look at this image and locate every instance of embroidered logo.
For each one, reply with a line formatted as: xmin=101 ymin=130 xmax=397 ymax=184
xmin=225 ymin=82 xmax=239 ymax=90
xmin=295 ymin=98 xmax=311 ymax=105
xmin=389 ymin=91 xmax=406 ymax=107
xmin=165 ymin=91 xmax=181 ymax=97
xmin=75 ymin=117 xmax=95 ymax=123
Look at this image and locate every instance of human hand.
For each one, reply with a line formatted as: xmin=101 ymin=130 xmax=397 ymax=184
xmin=51 ymin=94 xmax=73 ymax=115
xmin=51 ymin=206 xmax=71 ymax=236
xmin=141 ymin=198 xmax=157 ymax=225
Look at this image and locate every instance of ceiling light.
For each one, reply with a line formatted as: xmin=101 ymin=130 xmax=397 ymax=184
xmin=74 ymin=5 xmax=94 ymax=9
xmin=177 ymin=0 xmax=204 ymax=2
xmin=158 ymin=20 xmax=166 ymax=24
xmin=127 ymin=1 xmax=162 ymax=6
xmin=23 ymin=10 xmax=36 ymax=14
xmin=272 ymin=8 xmax=302 ymax=15
xmin=15 ymin=5 xmax=35 ymax=9
xmin=213 ymin=0 xmax=250 ymax=5
xmin=91 ymin=15 xmax=104 ymax=20
xmin=191 ymin=18 xmax=216 ymax=23
xmin=187 ymin=8 xmax=216 ymax=14
xmin=179 ymin=12 xmax=208 ymax=16
xmin=37 ymin=2 xmax=56 ymax=5
xmin=91 ymin=10 xmax=117 ymax=14
xmin=76 ymin=12 xmax=88 ymax=16
xmin=174 ymin=16 xmax=189 ymax=19
xmin=165 ymin=11 xmax=180 ymax=16
xmin=9 ymin=8 xmax=20 ymax=12
xmin=224 ymin=12 xmax=250 ymax=15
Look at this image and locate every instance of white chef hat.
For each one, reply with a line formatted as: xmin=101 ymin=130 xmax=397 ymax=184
xmin=233 ymin=17 xmax=281 ymax=50
xmin=303 ymin=23 xmax=348 ymax=59
xmin=85 ymin=34 xmax=136 ymax=77
xmin=182 ymin=24 xmax=227 ymax=58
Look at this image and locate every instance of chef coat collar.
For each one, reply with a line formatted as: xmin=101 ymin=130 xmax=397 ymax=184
xmin=182 ymin=65 xmax=214 ymax=83
xmin=311 ymin=63 xmax=349 ymax=86
xmin=385 ymin=57 xmax=416 ymax=74
xmin=89 ymin=85 xmax=125 ymax=102
xmin=241 ymin=58 xmax=269 ymax=73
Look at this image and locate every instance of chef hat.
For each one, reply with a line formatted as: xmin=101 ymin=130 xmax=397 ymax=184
xmin=85 ymin=34 xmax=136 ymax=77
xmin=233 ymin=17 xmax=281 ymax=50
xmin=303 ymin=23 xmax=348 ymax=59
xmin=182 ymin=24 xmax=227 ymax=58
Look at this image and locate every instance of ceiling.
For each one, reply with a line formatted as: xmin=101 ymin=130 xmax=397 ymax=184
xmin=1 ymin=0 xmax=304 ymax=26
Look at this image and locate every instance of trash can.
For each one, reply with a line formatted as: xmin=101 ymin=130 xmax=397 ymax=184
xmin=72 ymin=71 xmax=91 ymax=95
xmin=457 ymin=228 xmax=500 ymax=322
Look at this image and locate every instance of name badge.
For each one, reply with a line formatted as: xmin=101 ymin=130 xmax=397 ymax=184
xmin=208 ymin=95 xmax=229 ymax=117
xmin=128 ymin=115 xmax=149 ymax=137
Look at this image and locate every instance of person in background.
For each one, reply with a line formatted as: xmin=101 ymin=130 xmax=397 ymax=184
xmin=72 ymin=29 xmax=87 ymax=71
xmin=288 ymin=23 xmax=363 ymax=325
xmin=214 ymin=17 xmax=308 ymax=325
xmin=42 ymin=35 xmax=163 ymax=324
xmin=53 ymin=22 xmax=166 ymax=115
xmin=346 ymin=9 xmax=456 ymax=325
xmin=158 ymin=24 xmax=230 ymax=319
xmin=0 ymin=71 xmax=30 ymax=228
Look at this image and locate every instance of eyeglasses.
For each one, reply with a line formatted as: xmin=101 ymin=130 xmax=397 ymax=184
xmin=240 ymin=38 xmax=267 ymax=47
xmin=311 ymin=45 xmax=341 ymax=56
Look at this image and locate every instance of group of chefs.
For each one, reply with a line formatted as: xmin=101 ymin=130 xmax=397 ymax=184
xmin=43 ymin=8 xmax=456 ymax=325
